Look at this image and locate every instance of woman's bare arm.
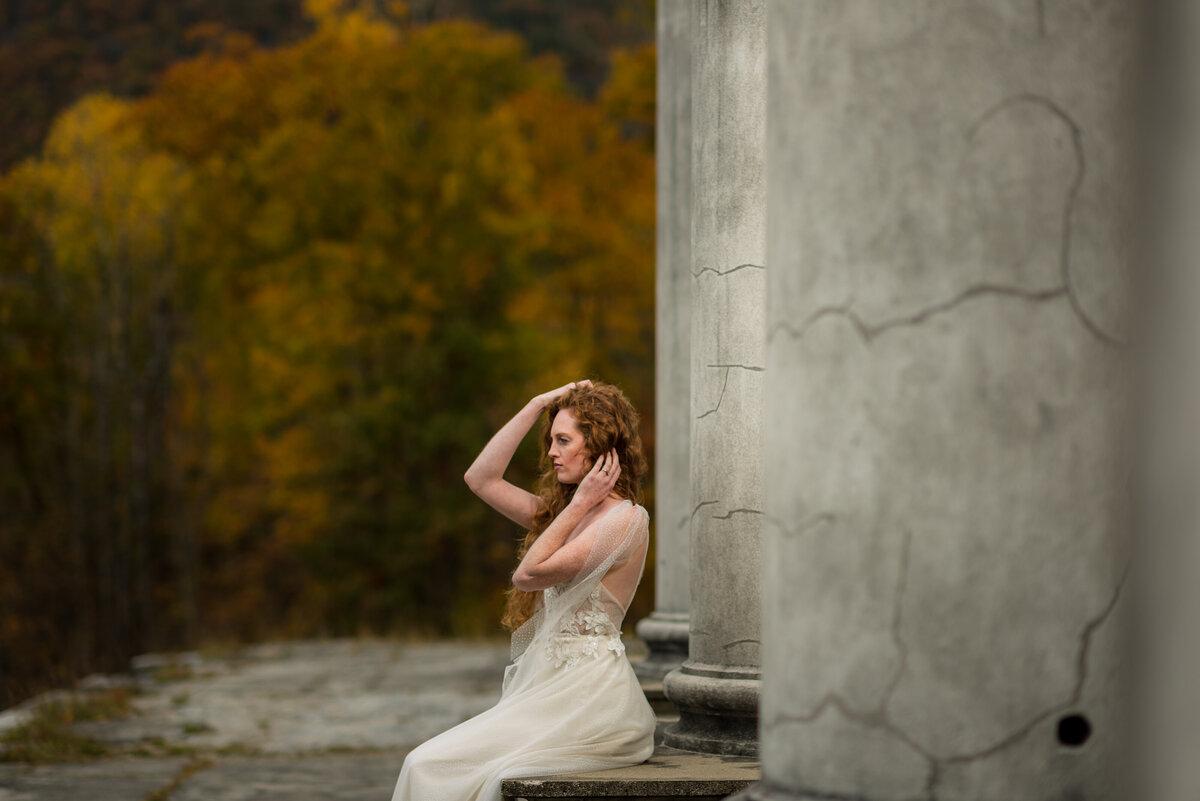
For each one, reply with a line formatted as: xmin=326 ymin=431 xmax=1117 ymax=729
xmin=464 ymin=381 xmax=591 ymax=529
xmin=512 ymin=449 xmax=619 ymax=590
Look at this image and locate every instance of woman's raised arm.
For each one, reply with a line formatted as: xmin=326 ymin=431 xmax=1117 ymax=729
xmin=511 ymin=448 xmax=619 ymax=590
xmin=464 ymin=381 xmax=591 ymax=529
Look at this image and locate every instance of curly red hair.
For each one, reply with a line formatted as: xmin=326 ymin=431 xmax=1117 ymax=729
xmin=501 ymin=382 xmax=647 ymax=631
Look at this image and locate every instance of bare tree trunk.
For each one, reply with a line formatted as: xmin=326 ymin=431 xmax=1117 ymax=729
xmin=143 ymin=220 xmax=179 ymax=648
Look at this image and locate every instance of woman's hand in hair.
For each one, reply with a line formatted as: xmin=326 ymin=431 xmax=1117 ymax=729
xmin=570 ymin=449 xmax=621 ymax=511
xmin=533 ymin=379 xmax=592 ymax=410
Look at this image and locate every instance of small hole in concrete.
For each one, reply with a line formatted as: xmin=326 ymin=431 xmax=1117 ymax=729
xmin=1056 ymin=714 xmax=1091 ymax=747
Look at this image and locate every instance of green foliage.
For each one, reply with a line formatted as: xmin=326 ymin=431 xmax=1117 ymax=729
xmin=0 ymin=689 xmax=132 ymax=764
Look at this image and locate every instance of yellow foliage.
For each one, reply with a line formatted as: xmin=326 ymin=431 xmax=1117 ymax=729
xmin=3 ymin=8 xmax=656 ymax=643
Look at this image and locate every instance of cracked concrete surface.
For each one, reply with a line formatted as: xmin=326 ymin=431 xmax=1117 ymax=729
xmin=770 ymin=284 xmax=1067 ymax=346
xmin=710 ymin=508 xmax=763 ymax=522
xmin=686 ymin=0 xmax=766 ymax=676
xmin=768 ymin=91 xmax=1125 ymax=352
xmin=758 ymin=1 xmax=1133 ymax=798
xmin=762 ymin=562 xmax=1128 ymax=799
xmin=0 ymin=640 xmax=513 ymax=801
xmin=662 ymin=0 xmax=765 ymax=756
xmin=695 ymin=367 xmax=730 ymax=420
xmin=693 ymin=262 xmax=765 ymax=279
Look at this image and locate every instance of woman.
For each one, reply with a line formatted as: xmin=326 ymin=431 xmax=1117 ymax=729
xmin=391 ymin=380 xmax=657 ymax=801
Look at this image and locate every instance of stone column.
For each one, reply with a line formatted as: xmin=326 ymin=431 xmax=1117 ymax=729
xmin=634 ymin=0 xmax=692 ymax=685
xmin=745 ymin=2 xmax=1135 ymax=799
xmin=1136 ymin=3 xmax=1200 ymax=799
xmin=662 ymin=0 xmax=765 ymax=758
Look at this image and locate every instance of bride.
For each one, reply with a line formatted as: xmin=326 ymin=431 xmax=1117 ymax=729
xmin=391 ymin=380 xmax=657 ymax=801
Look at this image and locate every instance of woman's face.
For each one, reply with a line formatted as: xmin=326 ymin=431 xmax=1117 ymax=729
xmin=548 ymin=409 xmax=591 ymax=484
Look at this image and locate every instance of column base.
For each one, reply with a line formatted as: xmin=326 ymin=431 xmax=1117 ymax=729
xmin=662 ymin=659 xmax=760 ymax=757
xmin=633 ymin=611 xmax=690 ymax=682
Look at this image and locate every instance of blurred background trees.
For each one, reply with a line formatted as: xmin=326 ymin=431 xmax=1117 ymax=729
xmin=0 ymin=0 xmax=655 ymax=707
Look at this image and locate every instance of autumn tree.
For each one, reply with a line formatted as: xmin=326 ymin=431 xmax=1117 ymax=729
xmin=0 ymin=94 xmax=189 ymax=702
xmin=0 ymin=2 xmax=655 ymax=701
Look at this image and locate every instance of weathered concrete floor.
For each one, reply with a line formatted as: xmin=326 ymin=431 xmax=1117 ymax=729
xmin=0 ymin=754 xmax=405 ymax=801
xmin=0 ymin=639 xmax=512 ymax=801
xmin=0 ymin=758 xmax=191 ymax=801
xmin=171 ymin=753 xmax=405 ymax=801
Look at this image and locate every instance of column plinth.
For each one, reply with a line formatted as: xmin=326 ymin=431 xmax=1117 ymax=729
xmin=633 ymin=613 xmax=689 ymax=682
xmin=662 ymin=660 xmax=759 ymax=757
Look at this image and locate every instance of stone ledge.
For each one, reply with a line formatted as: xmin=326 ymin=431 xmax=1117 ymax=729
xmin=501 ymin=745 xmax=759 ymax=800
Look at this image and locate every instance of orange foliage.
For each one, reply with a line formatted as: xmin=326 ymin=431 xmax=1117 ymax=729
xmin=0 ymin=4 xmax=656 ymax=680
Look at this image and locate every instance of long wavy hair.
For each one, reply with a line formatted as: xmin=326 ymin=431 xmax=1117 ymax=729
xmin=501 ymin=382 xmax=647 ymax=631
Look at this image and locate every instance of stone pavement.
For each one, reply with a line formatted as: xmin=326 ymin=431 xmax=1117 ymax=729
xmin=0 ymin=639 xmax=512 ymax=801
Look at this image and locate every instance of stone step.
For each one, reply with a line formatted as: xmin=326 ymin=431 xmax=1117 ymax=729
xmin=500 ymin=745 xmax=759 ymax=801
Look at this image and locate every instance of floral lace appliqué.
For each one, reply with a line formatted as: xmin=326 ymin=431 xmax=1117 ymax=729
xmin=545 ymin=586 xmax=625 ymax=670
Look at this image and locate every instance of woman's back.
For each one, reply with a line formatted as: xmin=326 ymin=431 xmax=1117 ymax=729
xmin=393 ymin=499 xmax=656 ymax=801
xmin=394 ymin=381 xmax=655 ymax=801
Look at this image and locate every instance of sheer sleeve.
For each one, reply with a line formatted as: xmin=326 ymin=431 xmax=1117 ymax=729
xmin=505 ymin=501 xmax=649 ymax=690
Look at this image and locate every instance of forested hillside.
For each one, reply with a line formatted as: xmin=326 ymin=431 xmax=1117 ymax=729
xmin=0 ymin=1 xmax=655 ymax=706
xmin=0 ymin=0 xmax=652 ymax=170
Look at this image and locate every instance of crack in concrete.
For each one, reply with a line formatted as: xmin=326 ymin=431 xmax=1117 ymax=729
xmin=693 ymin=263 xmax=765 ymax=279
xmin=923 ymin=562 xmax=1130 ymax=798
xmin=711 ymin=508 xmax=764 ymax=521
xmin=690 ymin=500 xmax=719 ymax=524
xmin=1068 ymin=561 xmax=1128 ymax=706
xmin=764 ymin=542 xmax=1127 ymax=801
xmin=762 ymin=530 xmax=932 ymax=794
xmin=968 ymin=93 xmax=1123 ymax=348
xmin=766 ymin=693 xmax=939 ymax=793
xmin=143 ymin=756 xmax=215 ymax=801
xmin=770 ymin=284 xmax=1067 ymax=345
xmin=769 ymin=94 xmax=1125 ymax=351
xmin=881 ymin=530 xmax=914 ymax=712
xmin=696 ymin=367 xmax=731 ymax=420
xmin=704 ymin=363 xmax=765 ymax=371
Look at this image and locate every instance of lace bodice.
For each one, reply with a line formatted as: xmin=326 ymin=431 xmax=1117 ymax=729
xmin=544 ymin=585 xmax=626 ymax=669
xmin=546 ymin=582 xmax=626 ymax=636
xmin=508 ymin=501 xmax=649 ymax=679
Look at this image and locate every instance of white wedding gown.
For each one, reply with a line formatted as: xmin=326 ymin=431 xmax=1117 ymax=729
xmin=391 ymin=500 xmax=657 ymax=801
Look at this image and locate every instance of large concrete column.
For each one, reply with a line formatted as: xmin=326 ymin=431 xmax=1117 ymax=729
xmin=1136 ymin=4 xmax=1200 ymax=799
xmin=745 ymin=2 xmax=1135 ymax=799
xmin=634 ymin=0 xmax=692 ymax=685
xmin=662 ymin=0 xmax=765 ymax=758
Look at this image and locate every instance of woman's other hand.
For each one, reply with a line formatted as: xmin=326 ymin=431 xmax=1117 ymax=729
xmin=570 ymin=449 xmax=620 ymax=511
xmin=533 ymin=380 xmax=592 ymax=410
